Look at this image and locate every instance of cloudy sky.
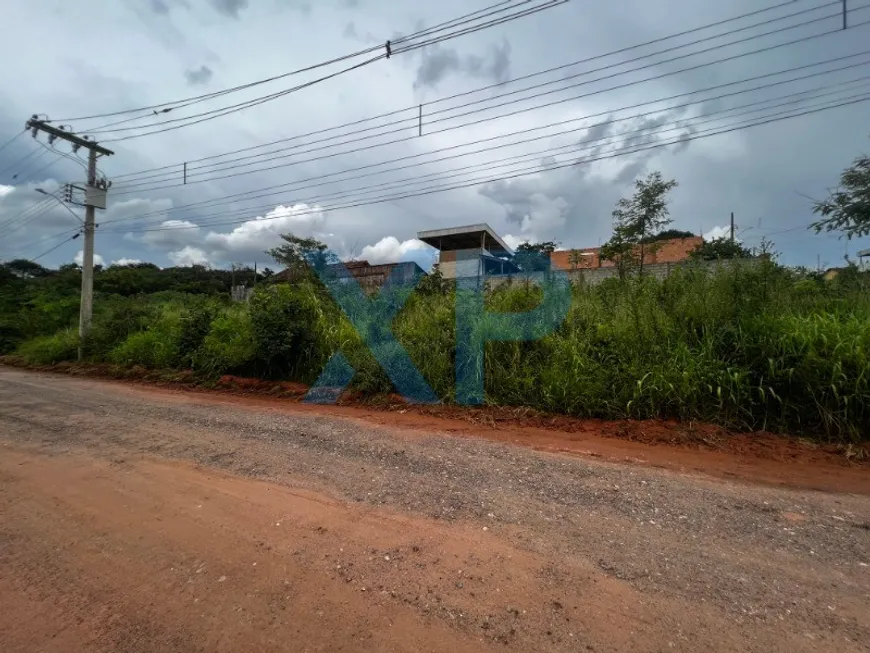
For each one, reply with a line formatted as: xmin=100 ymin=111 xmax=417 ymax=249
xmin=1 ymin=0 xmax=869 ymax=271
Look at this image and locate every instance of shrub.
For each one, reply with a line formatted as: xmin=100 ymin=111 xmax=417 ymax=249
xmin=194 ymin=306 xmax=256 ymax=376
xmin=83 ymin=296 xmax=157 ymax=361
xmin=249 ymin=284 xmax=325 ymax=379
xmin=6 ymin=262 xmax=870 ymax=441
xmin=0 ymin=319 xmax=24 ymax=355
xmin=16 ymin=328 xmax=79 ymax=364
xmin=108 ymin=308 xmax=181 ymax=369
xmin=176 ymin=299 xmax=223 ymax=367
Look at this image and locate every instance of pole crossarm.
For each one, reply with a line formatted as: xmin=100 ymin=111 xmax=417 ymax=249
xmin=25 ymin=118 xmax=114 ymax=157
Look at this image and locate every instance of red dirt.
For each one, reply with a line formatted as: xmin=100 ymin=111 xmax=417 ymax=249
xmin=4 ymin=360 xmax=866 ymax=495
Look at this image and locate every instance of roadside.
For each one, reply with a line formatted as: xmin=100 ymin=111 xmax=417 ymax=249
xmin=2 ymin=360 xmax=869 ymax=494
xmin=1 ymin=367 xmax=869 ymax=652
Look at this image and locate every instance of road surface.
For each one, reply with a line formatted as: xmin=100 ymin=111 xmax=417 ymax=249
xmin=0 ymin=367 xmax=868 ymax=652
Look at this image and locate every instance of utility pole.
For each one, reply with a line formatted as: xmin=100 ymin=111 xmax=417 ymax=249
xmin=730 ymin=212 xmax=735 ymax=243
xmin=25 ymin=117 xmax=113 ymax=359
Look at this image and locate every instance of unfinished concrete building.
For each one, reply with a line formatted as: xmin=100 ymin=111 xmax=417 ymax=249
xmin=417 ymin=223 xmax=517 ymax=280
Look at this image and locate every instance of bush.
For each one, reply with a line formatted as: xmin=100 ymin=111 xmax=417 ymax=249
xmin=83 ymin=296 xmax=157 ymax=361
xmin=108 ymin=308 xmax=181 ymax=369
xmin=176 ymin=299 xmax=223 ymax=368
xmin=194 ymin=305 xmax=256 ymax=376
xmin=6 ymin=262 xmax=870 ymax=441
xmin=0 ymin=319 xmax=24 ymax=355
xmin=249 ymin=284 xmax=325 ymax=379
xmin=16 ymin=329 xmax=79 ymax=364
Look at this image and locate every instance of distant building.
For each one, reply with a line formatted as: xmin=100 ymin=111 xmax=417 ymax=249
xmin=417 ymin=223 xmax=518 ymax=280
xmin=550 ymin=236 xmax=703 ymax=270
xmin=274 ymin=259 xmax=425 ymax=291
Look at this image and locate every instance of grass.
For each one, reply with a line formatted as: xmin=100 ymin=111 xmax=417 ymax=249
xmin=9 ymin=260 xmax=870 ymax=442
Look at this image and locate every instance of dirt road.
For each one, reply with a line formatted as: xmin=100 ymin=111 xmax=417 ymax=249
xmin=1 ymin=368 xmax=868 ymax=652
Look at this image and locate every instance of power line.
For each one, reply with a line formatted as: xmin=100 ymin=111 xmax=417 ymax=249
xmin=31 ymin=233 xmax=81 ymax=263
xmin=53 ymin=1 xmax=564 ymax=144
xmin=6 ymin=225 xmax=82 ymax=255
xmin=106 ymin=93 xmax=870 ymax=237
xmin=15 ymin=141 xmax=81 ymax=185
xmin=0 ymin=198 xmax=56 ymax=237
xmin=110 ymin=4 xmax=870 ymax=192
xmin=0 ymin=131 xmax=25 ymax=156
xmin=9 ymin=149 xmax=52 ymax=182
xmin=0 ymin=202 xmax=62 ymax=242
xmin=52 ymin=0 xmax=532 ymax=124
xmin=97 ymin=52 xmax=387 ymax=140
xmin=113 ymin=45 xmax=870 ymax=200
xmin=0 ymin=146 xmax=42 ymax=179
xmin=108 ymin=0 xmax=822 ymax=182
xmin=99 ymin=63 xmax=870 ymax=228
xmin=109 ymin=0 xmax=843 ymax=184
xmin=98 ymin=1 xmax=568 ymax=142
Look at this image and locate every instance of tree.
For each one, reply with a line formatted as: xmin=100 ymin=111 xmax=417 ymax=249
xmin=641 ymin=228 xmax=696 ymax=244
xmin=513 ymin=241 xmax=558 ymax=272
xmin=568 ymin=250 xmax=583 ymax=270
xmin=689 ymin=237 xmax=752 ymax=261
xmin=598 ymin=230 xmax=637 ymax=280
xmin=811 ymin=146 xmax=870 ymax=238
xmin=1 ymin=259 xmax=50 ymax=279
xmin=268 ymin=233 xmax=338 ymax=281
xmin=600 ymin=171 xmax=678 ymax=275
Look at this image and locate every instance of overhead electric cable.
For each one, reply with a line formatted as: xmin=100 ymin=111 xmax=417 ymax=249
xmin=105 ymin=93 xmax=870 ymax=236
xmin=107 ymin=0 xmax=852 ymax=184
xmin=99 ymin=62 xmax=870 ymax=228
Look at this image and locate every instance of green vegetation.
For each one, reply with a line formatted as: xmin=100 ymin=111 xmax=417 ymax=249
xmin=3 ymin=160 xmax=870 ymax=442
xmin=1 ymin=255 xmax=868 ymax=442
xmin=689 ymin=236 xmax=753 ymax=261
xmin=811 ymin=139 xmax=870 ymax=238
xmin=600 ymin=171 xmax=679 ymax=276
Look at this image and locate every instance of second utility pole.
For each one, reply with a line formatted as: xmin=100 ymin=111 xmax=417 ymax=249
xmin=80 ymin=147 xmax=99 ymax=350
xmin=25 ymin=117 xmax=113 ymax=359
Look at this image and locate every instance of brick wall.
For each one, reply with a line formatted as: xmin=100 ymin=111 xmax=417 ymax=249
xmin=550 ymin=236 xmax=704 ymax=270
xmin=478 ymin=257 xmax=762 ymax=288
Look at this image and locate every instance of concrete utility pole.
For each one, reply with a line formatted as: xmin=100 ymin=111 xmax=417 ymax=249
xmin=730 ymin=212 xmax=735 ymax=243
xmin=25 ymin=117 xmax=114 ymax=359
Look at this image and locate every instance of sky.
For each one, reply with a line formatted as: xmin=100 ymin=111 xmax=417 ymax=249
xmin=1 ymin=0 xmax=869 ymax=272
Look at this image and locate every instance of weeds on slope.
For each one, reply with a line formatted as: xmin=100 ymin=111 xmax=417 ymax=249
xmin=8 ymin=261 xmax=870 ymax=441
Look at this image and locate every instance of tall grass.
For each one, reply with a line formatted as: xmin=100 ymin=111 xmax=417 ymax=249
xmin=11 ymin=262 xmax=870 ymax=441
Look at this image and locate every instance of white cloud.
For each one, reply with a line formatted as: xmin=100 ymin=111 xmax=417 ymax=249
xmin=704 ymin=225 xmax=735 ymax=241
xmin=138 ymin=219 xmax=201 ymax=248
xmin=496 ymin=193 xmax=570 ymax=248
xmin=203 ymin=203 xmax=327 ymax=260
xmin=74 ymin=250 xmax=105 ymax=267
xmin=359 ymin=236 xmax=429 ymax=264
xmin=168 ymin=246 xmax=210 ymax=267
xmin=0 ymin=185 xmax=15 ymax=199
xmin=107 ymin=197 xmax=173 ymax=222
xmin=502 ymin=233 xmax=528 ymax=250
xmin=111 ymin=258 xmax=143 ymax=266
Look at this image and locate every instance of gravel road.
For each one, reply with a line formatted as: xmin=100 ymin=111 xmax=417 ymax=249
xmin=1 ymin=367 xmax=868 ymax=652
